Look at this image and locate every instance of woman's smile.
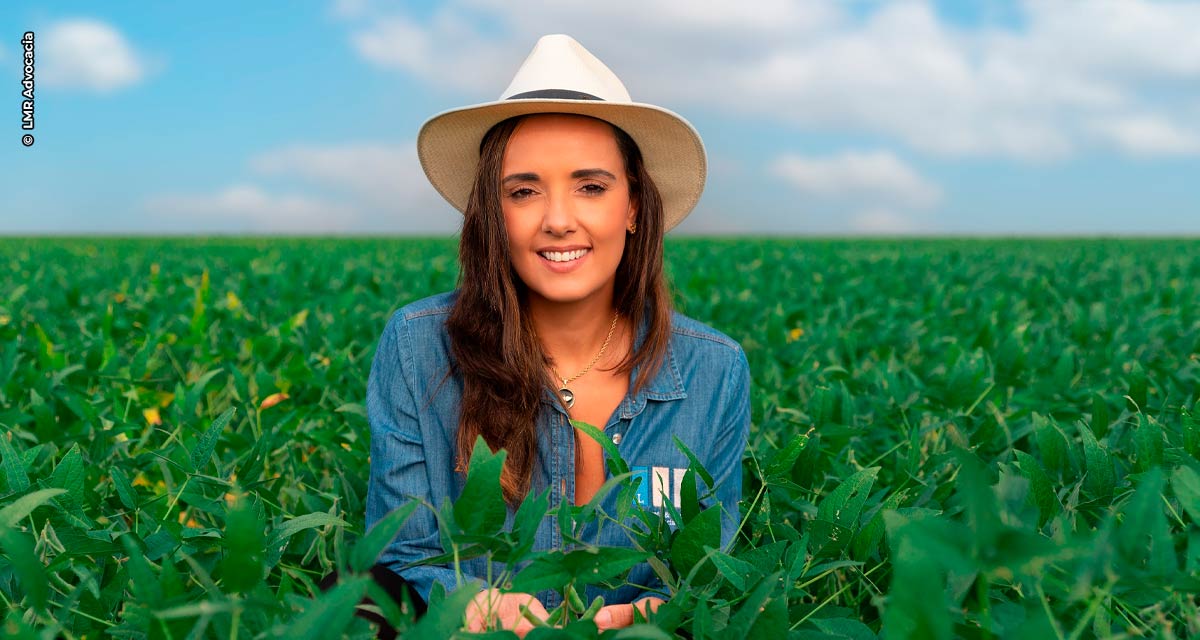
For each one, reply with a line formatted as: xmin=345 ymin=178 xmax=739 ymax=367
xmin=537 ymin=247 xmax=591 ymax=272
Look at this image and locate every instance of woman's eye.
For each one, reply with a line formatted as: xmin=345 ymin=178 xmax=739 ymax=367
xmin=509 ymin=188 xmax=534 ymax=200
xmin=581 ymin=183 xmax=607 ymax=195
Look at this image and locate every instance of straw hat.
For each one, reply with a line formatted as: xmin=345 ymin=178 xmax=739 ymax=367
xmin=416 ymin=33 xmax=707 ymax=232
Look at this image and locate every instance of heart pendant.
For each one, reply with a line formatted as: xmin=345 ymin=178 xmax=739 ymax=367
xmin=559 ymin=387 xmax=575 ymax=409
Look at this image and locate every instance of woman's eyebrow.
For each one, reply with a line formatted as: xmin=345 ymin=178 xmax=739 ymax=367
xmin=502 ymin=168 xmax=617 ymax=184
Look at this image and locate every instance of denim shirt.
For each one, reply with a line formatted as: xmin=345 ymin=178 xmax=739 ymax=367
xmin=365 ymin=289 xmax=751 ymax=611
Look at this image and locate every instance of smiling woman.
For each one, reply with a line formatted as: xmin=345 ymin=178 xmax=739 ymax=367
xmin=502 ymin=115 xmax=637 ymax=315
xmin=361 ymin=33 xmax=750 ymax=637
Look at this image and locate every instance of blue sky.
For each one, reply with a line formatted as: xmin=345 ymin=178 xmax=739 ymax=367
xmin=3 ymin=0 xmax=1198 ymax=235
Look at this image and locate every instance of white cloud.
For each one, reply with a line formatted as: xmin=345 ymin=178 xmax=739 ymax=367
xmin=141 ymin=139 xmax=463 ymax=234
xmin=40 ymin=19 xmax=152 ymax=92
xmin=142 ymin=184 xmax=356 ymax=233
xmin=770 ymin=150 xmax=942 ymax=209
xmin=248 ymin=141 xmax=457 ymax=231
xmin=1088 ymin=114 xmax=1200 ymax=156
xmin=251 ymin=143 xmax=420 ymax=202
xmin=337 ymin=0 xmax=1200 ymax=160
xmin=331 ymin=0 xmax=371 ymax=19
xmin=769 ymin=149 xmax=940 ymax=233
xmin=1016 ymin=0 xmax=1200 ymax=79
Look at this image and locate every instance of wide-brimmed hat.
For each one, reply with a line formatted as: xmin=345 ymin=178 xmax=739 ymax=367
xmin=417 ymin=33 xmax=707 ymax=233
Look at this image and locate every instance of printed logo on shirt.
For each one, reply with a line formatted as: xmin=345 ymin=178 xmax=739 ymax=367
xmin=631 ymin=465 xmax=688 ymax=528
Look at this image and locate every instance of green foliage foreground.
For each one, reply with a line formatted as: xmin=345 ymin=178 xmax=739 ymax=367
xmin=0 ymin=237 xmax=1198 ymax=639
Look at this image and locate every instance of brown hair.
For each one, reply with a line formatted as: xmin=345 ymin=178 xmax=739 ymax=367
xmin=444 ymin=113 xmax=674 ymax=507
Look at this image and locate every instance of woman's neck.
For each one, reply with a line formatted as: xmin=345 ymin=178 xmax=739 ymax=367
xmin=528 ymin=294 xmax=630 ymax=377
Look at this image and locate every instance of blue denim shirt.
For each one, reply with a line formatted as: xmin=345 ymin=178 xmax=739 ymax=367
xmin=365 ymin=289 xmax=750 ymax=610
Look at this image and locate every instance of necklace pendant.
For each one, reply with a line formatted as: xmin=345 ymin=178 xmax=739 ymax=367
xmin=558 ymin=387 xmax=575 ymax=409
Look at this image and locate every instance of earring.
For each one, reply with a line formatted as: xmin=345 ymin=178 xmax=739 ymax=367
xmin=628 ymin=222 xmax=637 ymax=234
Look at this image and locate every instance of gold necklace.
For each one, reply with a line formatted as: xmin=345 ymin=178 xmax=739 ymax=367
xmin=551 ymin=310 xmax=620 ymax=409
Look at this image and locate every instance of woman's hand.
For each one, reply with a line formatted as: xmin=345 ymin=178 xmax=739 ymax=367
xmin=592 ymin=596 xmax=665 ymax=630
xmin=463 ymin=588 xmax=553 ymax=637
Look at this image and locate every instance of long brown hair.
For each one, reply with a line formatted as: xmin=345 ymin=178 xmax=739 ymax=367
xmin=445 ymin=113 xmax=674 ymax=507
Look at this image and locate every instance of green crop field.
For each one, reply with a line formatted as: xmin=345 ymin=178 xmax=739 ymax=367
xmin=1 ymin=237 xmax=1198 ymax=639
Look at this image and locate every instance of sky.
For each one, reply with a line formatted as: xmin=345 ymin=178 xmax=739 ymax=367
xmin=3 ymin=0 xmax=1199 ymax=236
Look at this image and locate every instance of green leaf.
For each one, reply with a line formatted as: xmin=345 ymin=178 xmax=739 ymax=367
xmin=671 ymin=435 xmax=713 ymax=490
xmin=513 ymin=487 xmax=551 ymax=553
xmin=679 ymin=467 xmax=699 ymax=526
xmin=1078 ymin=420 xmax=1115 ymax=501
xmin=710 ymin=550 xmax=755 ymax=591
xmin=119 ymin=532 xmax=162 ymax=609
xmin=1126 ymin=360 xmax=1148 ymax=410
xmin=334 ymin=403 xmax=367 ymax=418
xmin=1052 ymin=347 xmax=1074 ymax=389
xmin=453 ymin=435 xmax=507 ymax=537
xmin=1090 ymin=393 xmax=1111 ymax=439
xmin=405 ymin=580 xmax=483 ymax=640
xmin=850 ymin=488 xmax=908 ymax=561
xmin=1013 ymin=451 xmax=1060 ymax=527
xmin=810 ymin=617 xmax=878 ymax=640
xmin=219 ymin=493 xmax=265 ymax=594
xmin=812 ymin=467 xmax=879 ymax=556
xmin=268 ymin=512 xmax=349 ymax=550
xmin=0 ymin=488 xmax=67 ymax=528
xmin=190 ymin=406 xmax=236 ymax=473
xmin=882 ymin=511 xmax=954 ymax=640
xmin=1116 ymin=469 xmax=1172 ymax=577
xmin=609 ymin=624 xmax=673 ymax=639
xmin=1134 ymin=412 xmax=1164 ymax=472
xmin=1 ymin=610 xmax=38 ymax=640
xmin=48 ymin=443 xmax=85 ymax=506
xmin=0 ymin=528 xmax=48 ymax=613
xmin=952 ymin=449 xmax=1002 ymax=549
xmin=1183 ymin=407 xmax=1200 ymax=458
xmin=574 ymin=420 xmax=628 ymax=476
xmin=111 ymin=467 xmax=138 ymax=510
xmin=670 ymin=506 xmax=721 ymax=585
xmin=183 ymin=368 xmax=225 ymax=417
xmin=1033 ymin=413 xmax=1070 ymax=479
xmin=352 ymin=501 xmax=419 ymax=572
xmin=765 ymin=433 xmax=809 ymax=481
xmin=280 ymin=575 xmax=370 ymax=640
xmin=513 ymin=546 xmax=646 ymax=593
xmin=727 ymin=571 xmax=786 ymax=637
xmin=1171 ymin=466 xmax=1200 ymax=524
xmin=0 ymin=432 xmax=30 ymax=494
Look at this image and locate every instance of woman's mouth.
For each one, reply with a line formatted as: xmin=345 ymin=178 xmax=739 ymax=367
xmin=537 ymin=248 xmax=590 ymax=273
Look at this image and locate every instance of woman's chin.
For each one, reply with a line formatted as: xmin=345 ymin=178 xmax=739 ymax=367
xmin=525 ymin=281 xmax=599 ymax=305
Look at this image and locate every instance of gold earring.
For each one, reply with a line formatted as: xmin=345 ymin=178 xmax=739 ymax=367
xmin=628 ymin=222 xmax=637 ymax=234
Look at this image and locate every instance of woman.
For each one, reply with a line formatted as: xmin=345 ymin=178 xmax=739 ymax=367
xmin=365 ymin=34 xmax=751 ymax=635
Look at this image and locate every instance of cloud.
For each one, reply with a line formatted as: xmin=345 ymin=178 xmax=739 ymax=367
xmin=337 ymin=0 xmax=1200 ymax=160
xmin=143 ymin=140 xmax=460 ymax=234
xmin=248 ymin=141 xmax=458 ymax=231
xmin=250 ymin=143 xmax=431 ymax=204
xmin=770 ymin=150 xmax=941 ymax=209
xmin=39 ymin=19 xmax=154 ymax=92
xmin=142 ymin=184 xmax=356 ymax=233
xmin=1088 ymin=114 xmax=1200 ymax=156
xmin=769 ymin=149 xmax=940 ymax=233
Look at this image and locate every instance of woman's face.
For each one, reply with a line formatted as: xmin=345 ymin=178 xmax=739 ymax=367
xmin=500 ymin=113 xmax=636 ymax=307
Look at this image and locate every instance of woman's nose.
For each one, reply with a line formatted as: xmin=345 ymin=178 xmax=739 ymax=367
xmin=540 ymin=190 xmax=577 ymax=234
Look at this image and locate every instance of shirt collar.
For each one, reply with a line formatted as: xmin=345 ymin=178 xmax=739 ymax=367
xmin=542 ymin=308 xmax=687 ymax=419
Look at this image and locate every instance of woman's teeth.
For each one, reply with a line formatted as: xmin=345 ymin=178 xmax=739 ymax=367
xmin=540 ymin=249 xmax=589 ymax=262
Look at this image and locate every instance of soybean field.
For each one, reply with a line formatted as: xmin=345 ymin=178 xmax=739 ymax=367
xmin=0 ymin=237 xmax=1198 ymax=639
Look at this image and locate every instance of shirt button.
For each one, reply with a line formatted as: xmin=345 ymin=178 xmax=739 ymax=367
xmin=612 ymin=433 xmax=622 ymax=445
